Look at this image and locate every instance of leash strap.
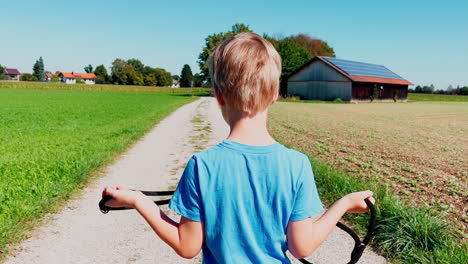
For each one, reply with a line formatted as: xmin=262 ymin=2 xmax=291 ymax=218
xmin=299 ymin=199 xmax=376 ymax=264
xmin=99 ymin=192 xmax=375 ymax=264
xmin=98 ymin=190 xmax=174 ymax=214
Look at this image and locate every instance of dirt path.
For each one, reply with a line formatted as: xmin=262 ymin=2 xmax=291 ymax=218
xmin=4 ymin=97 xmax=386 ymax=264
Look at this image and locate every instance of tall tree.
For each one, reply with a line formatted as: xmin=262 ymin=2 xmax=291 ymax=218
xmin=123 ymin=65 xmax=144 ymax=86
xmin=193 ymin=73 xmax=204 ymax=87
xmin=0 ymin=64 xmax=5 ymax=80
xmin=94 ymin=65 xmax=109 ymax=84
xmin=180 ymin=64 xmax=193 ymax=87
xmin=276 ymin=38 xmax=311 ymax=96
xmin=292 ymin=34 xmax=335 ymax=57
xmin=154 ymin=68 xmax=172 ymax=86
xmin=144 ymin=73 xmax=157 ymax=86
xmin=197 ymin=23 xmax=252 ymax=82
xmin=84 ymin=64 xmax=93 ymax=73
xmin=111 ymin=58 xmax=128 ymax=84
xmin=32 ymin=57 xmax=45 ymax=81
xmin=127 ymin=59 xmax=145 ymax=75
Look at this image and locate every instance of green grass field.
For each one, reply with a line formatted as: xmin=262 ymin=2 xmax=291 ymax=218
xmin=269 ymin=101 xmax=468 ymax=263
xmin=0 ymin=88 xmax=196 ymax=253
xmin=0 ymin=81 xmax=212 ymax=96
xmin=408 ymin=93 xmax=468 ymax=102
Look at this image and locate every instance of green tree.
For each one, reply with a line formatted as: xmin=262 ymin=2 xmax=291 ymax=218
xmin=84 ymin=64 xmax=93 ymax=73
xmin=459 ymin=86 xmax=468 ymax=95
xmin=111 ymin=58 xmax=145 ymax=85
xmin=180 ymin=64 xmax=193 ymax=87
xmin=144 ymin=73 xmax=157 ymax=86
xmin=197 ymin=23 xmax=252 ymax=82
xmin=127 ymin=59 xmax=145 ymax=75
xmin=111 ymin=58 xmax=128 ymax=84
xmin=0 ymin=64 xmax=5 ymax=80
xmin=154 ymin=68 xmax=172 ymax=86
xmin=193 ymin=73 xmax=204 ymax=87
xmin=32 ymin=57 xmax=45 ymax=81
xmin=292 ymin=34 xmax=335 ymax=57
xmin=76 ymin=78 xmax=85 ymax=84
xmin=21 ymin=73 xmax=38 ymax=82
xmin=94 ymin=65 xmax=109 ymax=84
xmin=123 ymin=65 xmax=144 ymax=86
xmin=276 ymin=38 xmax=311 ymax=96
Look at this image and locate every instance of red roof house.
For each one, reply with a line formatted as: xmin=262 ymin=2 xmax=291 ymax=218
xmin=58 ymin=72 xmax=96 ymax=84
xmin=4 ymin=68 xmax=21 ymax=81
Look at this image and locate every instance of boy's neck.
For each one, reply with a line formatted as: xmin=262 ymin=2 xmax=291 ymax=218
xmin=223 ymin=108 xmax=276 ymax=146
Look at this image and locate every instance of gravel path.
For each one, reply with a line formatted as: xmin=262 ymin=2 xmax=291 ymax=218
xmin=4 ymin=97 xmax=386 ymax=264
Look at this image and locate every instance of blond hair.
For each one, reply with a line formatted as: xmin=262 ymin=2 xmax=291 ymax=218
xmin=208 ymin=32 xmax=281 ymax=115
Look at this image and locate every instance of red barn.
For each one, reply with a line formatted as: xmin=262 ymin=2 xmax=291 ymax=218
xmin=288 ymin=56 xmax=413 ymax=102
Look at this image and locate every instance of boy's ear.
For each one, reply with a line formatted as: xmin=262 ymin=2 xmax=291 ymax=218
xmin=271 ymin=92 xmax=279 ymax=105
xmin=214 ymin=89 xmax=225 ymax=106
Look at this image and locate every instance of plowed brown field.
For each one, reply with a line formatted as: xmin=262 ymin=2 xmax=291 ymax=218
xmin=269 ymin=101 xmax=467 ymax=230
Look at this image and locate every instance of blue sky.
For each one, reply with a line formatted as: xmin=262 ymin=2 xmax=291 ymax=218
xmin=1 ymin=0 xmax=467 ymax=89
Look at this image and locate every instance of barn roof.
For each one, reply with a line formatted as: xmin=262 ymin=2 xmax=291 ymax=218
xmin=4 ymin=68 xmax=20 ymax=75
xmin=289 ymin=56 xmax=413 ymax=86
xmin=59 ymin=72 xmax=96 ymax=79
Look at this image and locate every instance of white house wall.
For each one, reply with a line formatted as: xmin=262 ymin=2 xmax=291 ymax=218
xmin=84 ymin=79 xmax=95 ymax=85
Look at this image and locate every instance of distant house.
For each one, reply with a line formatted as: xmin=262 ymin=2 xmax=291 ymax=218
xmin=288 ymin=56 xmax=413 ymax=102
xmin=58 ymin=72 xmax=96 ymax=84
xmin=171 ymin=79 xmax=180 ymax=88
xmin=44 ymin=72 xmax=53 ymax=82
xmin=4 ymin=68 xmax=21 ymax=81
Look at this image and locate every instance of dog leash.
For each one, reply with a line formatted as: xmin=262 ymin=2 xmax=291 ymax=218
xmin=99 ymin=190 xmax=174 ymax=214
xmin=99 ymin=192 xmax=375 ymax=264
xmin=299 ymin=199 xmax=376 ymax=264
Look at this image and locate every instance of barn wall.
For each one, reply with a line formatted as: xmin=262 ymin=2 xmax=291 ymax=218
xmin=288 ymin=60 xmax=352 ymax=100
xmin=288 ymin=81 xmax=352 ymax=101
xmin=352 ymin=82 xmax=408 ymax=101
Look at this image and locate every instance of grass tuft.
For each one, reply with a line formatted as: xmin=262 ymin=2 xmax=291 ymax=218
xmin=286 ymin=148 xmax=466 ymax=264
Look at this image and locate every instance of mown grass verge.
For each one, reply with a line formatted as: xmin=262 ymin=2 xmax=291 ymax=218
xmin=0 ymin=81 xmax=212 ymax=96
xmin=0 ymin=89 xmax=197 ymax=257
xmin=279 ymin=142 xmax=467 ymax=263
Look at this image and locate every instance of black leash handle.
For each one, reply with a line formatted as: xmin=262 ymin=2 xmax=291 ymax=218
xmin=99 ymin=192 xmax=376 ymax=264
xmin=98 ymin=190 xmax=174 ymax=214
xmin=299 ymin=198 xmax=376 ymax=264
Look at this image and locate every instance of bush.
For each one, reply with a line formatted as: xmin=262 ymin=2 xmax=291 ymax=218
xmin=332 ymin=98 xmax=343 ymax=103
xmin=20 ymin=73 xmax=38 ymax=82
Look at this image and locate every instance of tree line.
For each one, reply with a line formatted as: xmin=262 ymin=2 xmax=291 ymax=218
xmin=197 ymin=23 xmax=335 ymax=95
xmin=5 ymin=23 xmax=466 ymax=94
xmin=0 ymin=57 xmax=197 ymax=88
xmin=409 ymin=84 xmax=468 ymax=95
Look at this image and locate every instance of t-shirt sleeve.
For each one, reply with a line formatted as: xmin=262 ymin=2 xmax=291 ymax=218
xmin=290 ymin=156 xmax=324 ymax=221
xmin=169 ymin=156 xmax=204 ymax=222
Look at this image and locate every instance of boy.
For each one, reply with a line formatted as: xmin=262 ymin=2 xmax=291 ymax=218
xmin=103 ymin=32 xmax=375 ymax=263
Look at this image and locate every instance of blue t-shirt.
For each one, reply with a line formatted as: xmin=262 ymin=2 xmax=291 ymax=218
xmin=169 ymin=139 xmax=323 ymax=263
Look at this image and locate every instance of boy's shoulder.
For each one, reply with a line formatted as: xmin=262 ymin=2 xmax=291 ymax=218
xmin=192 ymin=140 xmax=309 ymax=162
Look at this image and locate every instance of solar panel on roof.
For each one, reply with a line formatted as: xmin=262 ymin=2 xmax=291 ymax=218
xmin=323 ymin=57 xmax=403 ymax=80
